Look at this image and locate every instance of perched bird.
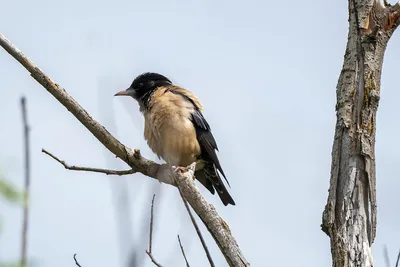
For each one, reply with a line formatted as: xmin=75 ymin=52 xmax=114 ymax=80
xmin=114 ymin=72 xmax=235 ymax=206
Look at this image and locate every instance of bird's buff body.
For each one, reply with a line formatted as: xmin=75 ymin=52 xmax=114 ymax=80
xmin=114 ymin=72 xmax=235 ymax=206
xmin=144 ymin=86 xmax=201 ymax=167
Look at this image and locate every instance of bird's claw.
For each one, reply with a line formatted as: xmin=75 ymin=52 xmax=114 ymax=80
xmin=172 ymin=165 xmax=196 ymax=181
xmin=172 ymin=166 xmax=186 ymax=173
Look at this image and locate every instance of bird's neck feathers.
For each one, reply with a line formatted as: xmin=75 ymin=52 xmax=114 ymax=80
xmin=138 ymin=86 xmax=168 ymax=113
xmin=138 ymin=90 xmax=154 ymax=112
xmin=138 ymin=85 xmax=204 ymax=114
xmin=136 ymin=81 xmax=171 ymax=112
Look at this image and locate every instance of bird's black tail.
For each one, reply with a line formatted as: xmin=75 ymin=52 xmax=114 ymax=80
xmin=195 ymin=163 xmax=235 ymax=206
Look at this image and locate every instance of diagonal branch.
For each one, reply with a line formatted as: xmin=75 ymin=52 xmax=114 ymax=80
xmin=42 ymin=149 xmax=136 ymax=176
xmin=0 ymin=33 xmax=250 ymax=267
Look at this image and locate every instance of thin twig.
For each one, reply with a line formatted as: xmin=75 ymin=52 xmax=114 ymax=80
xmin=177 ymin=187 xmax=215 ymax=267
xmin=395 ymin=249 xmax=400 ymax=267
xmin=178 ymin=235 xmax=190 ymax=267
xmin=145 ymin=194 xmax=163 ymax=267
xmin=42 ymin=149 xmax=136 ymax=175
xmin=384 ymin=245 xmax=391 ymax=267
xmin=73 ymin=254 xmax=82 ymax=267
xmin=148 ymin=194 xmax=155 ymax=254
xmin=20 ymin=96 xmax=30 ymax=267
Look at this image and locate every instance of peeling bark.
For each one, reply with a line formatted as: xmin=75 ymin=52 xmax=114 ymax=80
xmin=322 ymin=1 xmax=400 ymax=266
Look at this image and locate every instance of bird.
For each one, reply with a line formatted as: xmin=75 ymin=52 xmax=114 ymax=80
xmin=114 ymin=72 xmax=235 ymax=206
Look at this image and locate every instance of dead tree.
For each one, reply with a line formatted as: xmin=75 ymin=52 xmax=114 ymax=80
xmin=322 ymin=1 xmax=400 ymax=266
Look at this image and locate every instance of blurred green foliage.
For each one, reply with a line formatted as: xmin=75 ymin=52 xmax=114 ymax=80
xmin=0 ymin=263 xmax=23 ymax=267
xmin=0 ymin=178 xmax=22 ymax=204
xmin=0 ymin=175 xmax=23 ymax=267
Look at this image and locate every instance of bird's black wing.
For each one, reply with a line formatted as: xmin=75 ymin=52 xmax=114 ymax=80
xmin=171 ymin=90 xmax=229 ymax=186
xmin=191 ymin=109 xmax=230 ymax=184
xmin=170 ymin=89 xmax=234 ymax=205
xmin=195 ymin=163 xmax=235 ymax=205
xmin=191 ymin=108 xmax=235 ymax=205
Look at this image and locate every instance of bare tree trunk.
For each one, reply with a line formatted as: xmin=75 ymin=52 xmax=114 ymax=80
xmin=322 ymin=1 xmax=400 ymax=266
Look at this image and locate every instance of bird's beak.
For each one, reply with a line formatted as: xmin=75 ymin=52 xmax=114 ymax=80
xmin=114 ymin=89 xmax=130 ymax=97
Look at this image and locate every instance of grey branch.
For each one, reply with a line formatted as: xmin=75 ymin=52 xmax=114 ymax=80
xmin=177 ymin=235 xmax=190 ymax=267
xmin=20 ymin=96 xmax=30 ymax=267
xmin=396 ymin=249 xmax=400 ymax=267
xmin=0 ymin=33 xmax=249 ymax=266
xmin=321 ymin=1 xmax=400 ymax=266
xmin=177 ymin=178 xmax=215 ymax=267
xmin=145 ymin=194 xmax=163 ymax=267
xmin=42 ymin=149 xmax=136 ymax=176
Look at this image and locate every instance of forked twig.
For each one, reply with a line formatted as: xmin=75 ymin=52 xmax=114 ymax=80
xmin=42 ymin=149 xmax=135 ymax=175
xmin=146 ymin=194 xmax=163 ymax=267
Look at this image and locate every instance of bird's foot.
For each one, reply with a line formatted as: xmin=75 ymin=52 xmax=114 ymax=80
xmin=172 ymin=166 xmax=186 ymax=173
xmin=172 ymin=164 xmax=197 ymax=181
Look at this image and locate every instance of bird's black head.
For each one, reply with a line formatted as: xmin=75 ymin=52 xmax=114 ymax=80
xmin=114 ymin=72 xmax=172 ymax=109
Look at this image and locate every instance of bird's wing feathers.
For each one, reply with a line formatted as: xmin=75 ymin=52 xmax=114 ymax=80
xmin=195 ymin=163 xmax=235 ymax=206
xmin=168 ymin=86 xmax=203 ymax=110
xmin=168 ymin=86 xmax=230 ymax=187
xmin=194 ymin=167 xmax=215 ymax=194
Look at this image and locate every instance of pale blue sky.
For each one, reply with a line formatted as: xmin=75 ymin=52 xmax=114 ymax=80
xmin=1 ymin=0 xmax=399 ymax=266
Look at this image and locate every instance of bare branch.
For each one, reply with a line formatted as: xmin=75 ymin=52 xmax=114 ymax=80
xmin=177 ymin=177 xmax=215 ymax=267
xmin=396 ymin=249 xmax=400 ymax=267
xmin=0 ymin=33 xmax=250 ymax=267
xmin=20 ymin=96 xmax=30 ymax=267
xmin=177 ymin=235 xmax=190 ymax=267
xmin=73 ymin=254 xmax=82 ymax=267
xmin=145 ymin=194 xmax=163 ymax=267
xmin=42 ymin=149 xmax=136 ymax=176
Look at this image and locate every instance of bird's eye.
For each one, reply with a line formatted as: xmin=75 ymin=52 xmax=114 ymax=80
xmin=149 ymin=80 xmax=155 ymax=86
xmin=138 ymin=83 xmax=144 ymax=88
